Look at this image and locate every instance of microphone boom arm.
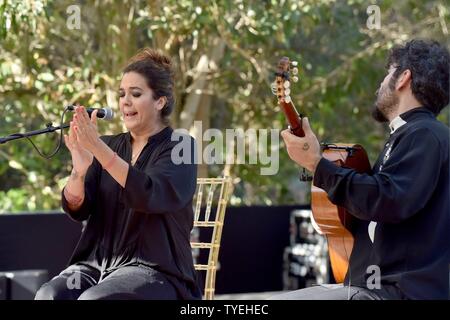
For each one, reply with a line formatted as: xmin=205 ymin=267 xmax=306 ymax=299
xmin=0 ymin=105 xmax=73 ymax=159
xmin=0 ymin=122 xmax=69 ymax=145
xmin=0 ymin=105 xmax=112 ymax=158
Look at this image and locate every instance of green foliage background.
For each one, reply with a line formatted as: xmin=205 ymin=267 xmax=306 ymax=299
xmin=0 ymin=0 xmax=448 ymax=212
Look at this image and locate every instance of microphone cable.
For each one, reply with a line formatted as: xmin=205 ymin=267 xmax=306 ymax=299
xmin=9 ymin=105 xmax=71 ymax=159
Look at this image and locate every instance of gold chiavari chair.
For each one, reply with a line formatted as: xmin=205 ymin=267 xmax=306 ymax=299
xmin=191 ymin=176 xmax=233 ymax=300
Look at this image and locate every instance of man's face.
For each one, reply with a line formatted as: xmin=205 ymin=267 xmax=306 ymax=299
xmin=372 ymin=65 xmax=399 ymax=122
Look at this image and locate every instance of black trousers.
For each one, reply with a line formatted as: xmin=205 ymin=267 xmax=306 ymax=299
xmin=34 ymin=263 xmax=178 ymax=300
xmin=269 ymin=284 xmax=405 ymax=300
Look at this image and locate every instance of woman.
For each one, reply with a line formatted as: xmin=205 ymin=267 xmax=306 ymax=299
xmin=35 ymin=48 xmax=201 ymax=300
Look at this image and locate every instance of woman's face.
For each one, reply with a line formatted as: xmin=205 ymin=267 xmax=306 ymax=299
xmin=119 ymin=71 xmax=165 ymax=134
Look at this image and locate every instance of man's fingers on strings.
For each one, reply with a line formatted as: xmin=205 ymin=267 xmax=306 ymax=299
xmin=302 ymin=117 xmax=312 ymax=135
xmin=281 ymin=129 xmax=294 ymax=142
xmin=281 ymin=128 xmax=306 ymax=147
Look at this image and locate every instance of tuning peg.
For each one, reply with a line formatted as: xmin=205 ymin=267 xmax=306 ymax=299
xmin=292 ymin=67 xmax=299 ymax=75
xmin=291 ymin=61 xmax=298 ymax=67
xmin=270 ymin=82 xmax=278 ymax=95
xmin=292 ymin=76 xmax=299 ymax=83
xmin=285 ymin=96 xmax=291 ymax=103
xmin=284 ymin=88 xmax=291 ymax=96
xmin=283 ymin=81 xmax=290 ymax=88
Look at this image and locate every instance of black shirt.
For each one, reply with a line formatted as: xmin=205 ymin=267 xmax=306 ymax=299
xmin=62 ymin=126 xmax=202 ymax=299
xmin=314 ymin=108 xmax=450 ymax=299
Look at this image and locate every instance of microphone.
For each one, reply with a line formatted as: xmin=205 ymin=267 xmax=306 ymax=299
xmin=66 ymin=105 xmax=114 ymax=120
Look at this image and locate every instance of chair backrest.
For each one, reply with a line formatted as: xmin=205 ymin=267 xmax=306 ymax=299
xmin=191 ymin=176 xmax=233 ymax=300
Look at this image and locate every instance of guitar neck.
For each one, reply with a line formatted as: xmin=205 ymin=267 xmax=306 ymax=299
xmin=281 ymin=101 xmax=305 ymax=137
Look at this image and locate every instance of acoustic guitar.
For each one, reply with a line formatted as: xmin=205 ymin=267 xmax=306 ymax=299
xmin=273 ymin=57 xmax=371 ymax=283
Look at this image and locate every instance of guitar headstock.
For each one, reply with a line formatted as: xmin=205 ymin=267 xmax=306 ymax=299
xmin=271 ymin=57 xmax=299 ymax=104
xmin=272 ymin=57 xmax=305 ymax=137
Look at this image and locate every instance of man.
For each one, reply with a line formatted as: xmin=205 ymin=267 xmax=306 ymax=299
xmin=277 ymin=39 xmax=450 ymax=300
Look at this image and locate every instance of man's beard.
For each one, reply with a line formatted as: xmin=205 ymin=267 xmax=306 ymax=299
xmin=371 ymin=80 xmax=399 ymax=123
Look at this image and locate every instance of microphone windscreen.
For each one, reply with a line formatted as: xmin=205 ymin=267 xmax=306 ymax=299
xmin=97 ymin=108 xmax=114 ymax=120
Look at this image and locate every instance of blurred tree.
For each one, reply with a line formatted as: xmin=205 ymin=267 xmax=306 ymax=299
xmin=0 ymin=0 xmax=448 ymax=212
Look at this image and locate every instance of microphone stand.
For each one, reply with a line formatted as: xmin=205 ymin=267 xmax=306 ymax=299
xmin=0 ymin=122 xmax=69 ymax=145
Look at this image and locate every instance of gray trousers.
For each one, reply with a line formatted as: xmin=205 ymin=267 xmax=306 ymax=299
xmin=34 ymin=263 xmax=178 ymax=300
xmin=270 ymin=284 xmax=404 ymax=300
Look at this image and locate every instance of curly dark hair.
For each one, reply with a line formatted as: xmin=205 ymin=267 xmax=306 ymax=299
xmin=123 ymin=48 xmax=175 ymax=125
xmin=387 ymin=39 xmax=450 ymax=115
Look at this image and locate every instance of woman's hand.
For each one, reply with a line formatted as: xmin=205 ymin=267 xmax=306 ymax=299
xmin=70 ymin=105 xmax=129 ymax=188
xmin=72 ymin=106 xmax=101 ymax=154
xmin=64 ymin=118 xmax=93 ymax=175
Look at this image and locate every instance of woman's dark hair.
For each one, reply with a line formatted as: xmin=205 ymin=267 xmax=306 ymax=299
xmin=387 ymin=39 xmax=450 ymax=115
xmin=123 ymin=48 xmax=175 ymax=125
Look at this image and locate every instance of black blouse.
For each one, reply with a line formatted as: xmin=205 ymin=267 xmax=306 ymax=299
xmin=61 ymin=126 xmax=201 ymax=299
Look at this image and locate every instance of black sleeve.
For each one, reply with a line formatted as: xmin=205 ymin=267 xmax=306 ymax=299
xmin=313 ymin=128 xmax=442 ymax=223
xmin=122 ymin=138 xmax=197 ymax=214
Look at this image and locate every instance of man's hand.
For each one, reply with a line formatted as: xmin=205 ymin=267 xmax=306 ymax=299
xmin=281 ymin=117 xmax=322 ymax=173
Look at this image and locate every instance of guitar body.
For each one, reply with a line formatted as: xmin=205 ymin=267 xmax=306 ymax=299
xmin=311 ymin=144 xmax=371 ymax=283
